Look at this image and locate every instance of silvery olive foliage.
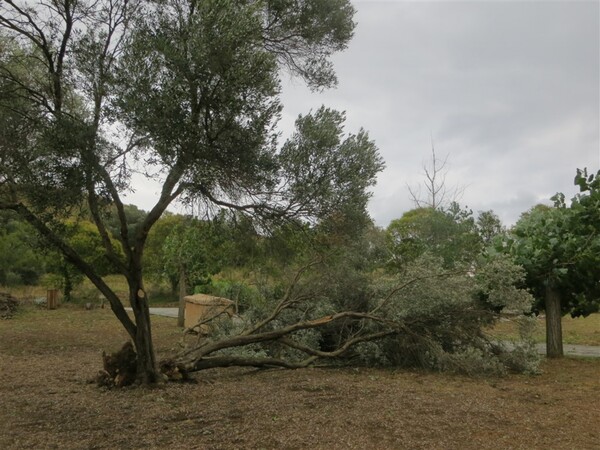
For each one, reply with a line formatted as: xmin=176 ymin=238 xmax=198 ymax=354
xmin=357 ymin=253 xmax=538 ymax=375
xmin=185 ymin=242 xmax=539 ymax=376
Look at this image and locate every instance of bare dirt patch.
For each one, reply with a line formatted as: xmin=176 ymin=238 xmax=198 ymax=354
xmin=1 ymin=305 xmax=598 ymax=449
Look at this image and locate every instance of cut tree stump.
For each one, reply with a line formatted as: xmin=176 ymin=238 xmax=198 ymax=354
xmin=96 ymin=342 xmax=138 ymax=388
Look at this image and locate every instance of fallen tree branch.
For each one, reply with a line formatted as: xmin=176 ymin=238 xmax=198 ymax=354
xmin=241 ymin=258 xmax=322 ymax=336
xmin=185 ymin=354 xmax=318 ymax=371
xmin=278 ymin=330 xmax=396 ymax=358
xmin=174 ymin=309 xmax=402 ymax=373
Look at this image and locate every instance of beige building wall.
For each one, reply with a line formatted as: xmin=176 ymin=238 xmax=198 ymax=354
xmin=184 ymin=294 xmax=235 ymax=331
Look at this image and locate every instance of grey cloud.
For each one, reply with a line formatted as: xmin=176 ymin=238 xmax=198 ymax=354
xmin=280 ymin=0 xmax=599 ymax=228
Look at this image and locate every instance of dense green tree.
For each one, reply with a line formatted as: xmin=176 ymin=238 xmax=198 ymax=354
xmin=476 ymin=210 xmax=505 ymax=246
xmin=161 ymin=217 xmax=230 ymax=325
xmin=143 ymin=212 xmax=187 ymax=288
xmin=0 ymin=0 xmax=381 ymax=383
xmin=162 ymin=218 xmax=227 ymax=290
xmin=144 ymin=211 xmax=277 ymax=296
xmin=104 ymin=204 xmax=149 ymax=240
xmin=386 ymin=204 xmax=482 ymax=270
xmin=505 ymin=169 xmax=600 ymax=357
xmin=0 ymin=211 xmax=45 ymax=286
xmin=46 ymin=220 xmax=123 ymax=301
xmin=0 ymin=211 xmax=122 ymax=292
xmin=214 ymin=213 xmax=263 ymax=270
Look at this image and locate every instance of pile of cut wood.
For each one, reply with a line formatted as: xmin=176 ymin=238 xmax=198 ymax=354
xmin=0 ymin=292 xmax=19 ymax=319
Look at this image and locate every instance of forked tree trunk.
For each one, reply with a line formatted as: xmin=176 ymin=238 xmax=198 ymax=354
xmin=545 ymin=284 xmax=563 ymax=358
xmin=60 ymin=263 xmax=73 ymax=302
xmin=129 ymin=284 xmax=160 ymax=383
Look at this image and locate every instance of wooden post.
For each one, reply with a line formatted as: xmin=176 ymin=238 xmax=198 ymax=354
xmin=178 ymin=268 xmax=186 ymax=328
xmin=47 ymin=289 xmax=59 ymax=310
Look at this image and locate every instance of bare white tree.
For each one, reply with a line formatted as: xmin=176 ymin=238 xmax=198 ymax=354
xmin=407 ymin=139 xmax=465 ymax=210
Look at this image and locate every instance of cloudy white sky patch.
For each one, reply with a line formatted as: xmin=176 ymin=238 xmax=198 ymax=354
xmin=280 ymin=0 xmax=600 ymax=226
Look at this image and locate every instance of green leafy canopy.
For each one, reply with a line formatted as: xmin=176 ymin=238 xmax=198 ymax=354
xmin=505 ymin=169 xmax=600 ymax=317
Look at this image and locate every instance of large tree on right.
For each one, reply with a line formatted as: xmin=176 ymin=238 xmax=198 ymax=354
xmin=507 ymin=169 xmax=600 ymax=357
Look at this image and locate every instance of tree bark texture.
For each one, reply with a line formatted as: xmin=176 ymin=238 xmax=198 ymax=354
xmin=178 ymin=268 xmax=186 ymax=328
xmin=129 ymin=285 xmax=160 ymax=383
xmin=545 ymin=284 xmax=563 ymax=358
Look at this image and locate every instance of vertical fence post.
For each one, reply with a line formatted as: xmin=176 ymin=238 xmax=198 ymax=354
xmin=47 ymin=289 xmax=59 ymax=310
xmin=178 ymin=268 xmax=186 ymax=328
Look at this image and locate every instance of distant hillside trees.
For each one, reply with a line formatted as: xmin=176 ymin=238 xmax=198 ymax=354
xmin=0 ymin=211 xmax=45 ymax=286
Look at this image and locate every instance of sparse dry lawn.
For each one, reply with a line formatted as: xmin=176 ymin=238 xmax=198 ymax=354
xmin=1 ymin=303 xmax=599 ymax=450
xmin=488 ymin=313 xmax=600 ymax=346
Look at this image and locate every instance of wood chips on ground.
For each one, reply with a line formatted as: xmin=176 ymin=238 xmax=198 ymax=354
xmin=0 ymin=306 xmax=598 ymax=449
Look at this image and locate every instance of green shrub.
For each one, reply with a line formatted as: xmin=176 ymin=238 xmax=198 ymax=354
xmin=350 ymin=253 xmax=540 ymax=375
xmin=195 ymin=278 xmax=265 ymax=313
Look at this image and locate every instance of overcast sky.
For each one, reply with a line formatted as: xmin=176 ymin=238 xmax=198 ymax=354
xmin=125 ymin=0 xmax=599 ymax=228
xmin=279 ymin=0 xmax=600 ymax=227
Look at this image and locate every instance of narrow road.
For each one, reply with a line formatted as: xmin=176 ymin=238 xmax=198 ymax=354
xmin=535 ymin=343 xmax=600 ymax=358
xmin=148 ymin=307 xmax=178 ymax=318
xmin=125 ymin=307 xmax=178 ymax=318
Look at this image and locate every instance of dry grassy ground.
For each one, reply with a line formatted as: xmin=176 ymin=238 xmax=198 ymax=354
xmin=1 ymin=303 xmax=599 ymax=450
xmin=488 ymin=313 xmax=600 ymax=346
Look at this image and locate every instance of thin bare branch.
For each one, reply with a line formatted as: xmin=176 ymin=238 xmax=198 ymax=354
xmin=407 ymin=138 xmax=465 ymax=210
xmin=242 ymin=258 xmax=323 ymax=335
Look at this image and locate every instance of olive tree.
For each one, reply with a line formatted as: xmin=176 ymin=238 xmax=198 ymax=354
xmin=0 ymin=0 xmax=385 ymax=384
xmin=170 ymin=241 xmax=537 ymax=377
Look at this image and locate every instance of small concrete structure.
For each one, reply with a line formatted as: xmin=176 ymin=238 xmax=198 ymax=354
xmin=184 ymin=294 xmax=236 ymax=331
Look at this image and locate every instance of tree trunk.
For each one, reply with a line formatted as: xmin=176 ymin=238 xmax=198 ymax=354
xmin=178 ymin=268 xmax=186 ymax=328
xmin=129 ymin=284 xmax=160 ymax=384
xmin=61 ymin=264 xmax=73 ymax=302
xmin=545 ymin=284 xmax=563 ymax=358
